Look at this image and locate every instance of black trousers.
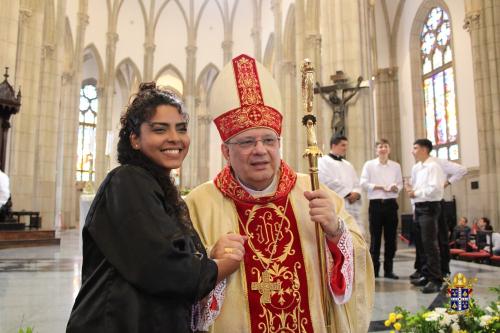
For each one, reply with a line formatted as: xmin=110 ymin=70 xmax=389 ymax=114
xmin=413 ymin=201 xmax=442 ymax=283
xmin=437 ymin=200 xmax=451 ymax=275
xmin=369 ymin=199 xmax=399 ymax=274
xmin=414 ymin=201 xmax=450 ymax=275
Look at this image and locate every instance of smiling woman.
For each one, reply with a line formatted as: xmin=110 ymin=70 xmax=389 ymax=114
xmin=66 ymin=82 xmax=246 ymax=333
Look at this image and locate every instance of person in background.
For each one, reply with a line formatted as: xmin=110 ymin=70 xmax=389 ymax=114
xmin=318 ymin=135 xmax=364 ymax=234
xmin=0 ymin=169 xmax=11 ymax=221
xmin=406 ymin=138 xmax=446 ymax=293
xmin=66 ymin=83 xmax=244 ymax=333
xmin=450 ymin=217 xmax=471 ymax=250
xmin=410 ymin=157 xmax=467 ymax=280
xmin=360 ymin=138 xmax=403 ymax=279
xmin=476 ymin=217 xmax=493 ymax=251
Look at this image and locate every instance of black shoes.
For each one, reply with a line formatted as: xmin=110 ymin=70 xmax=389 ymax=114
xmin=421 ymin=281 xmax=442 ymax=293
xmin=410 ymin=276 xmax=428 ymax=286
xmin=384 ymin=272 xmax=399 ymax=279
xmin=410 ymin=270 xmax=422 ymax=279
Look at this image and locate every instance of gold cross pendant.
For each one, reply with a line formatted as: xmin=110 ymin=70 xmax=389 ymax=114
xmin=251 ymin=270 xmax=281 ymax=304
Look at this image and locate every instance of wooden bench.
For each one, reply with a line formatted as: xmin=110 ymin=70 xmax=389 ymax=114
xmin=11 ymin=211 xmax=41 ymax=229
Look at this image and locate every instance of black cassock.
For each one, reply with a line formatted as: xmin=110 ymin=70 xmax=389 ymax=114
xmin=66 ymin=165 xmax=217 ymax=333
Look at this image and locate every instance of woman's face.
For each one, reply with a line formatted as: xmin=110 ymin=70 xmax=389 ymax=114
xmin=130 ymin=104 xmax=190 ymax=172
xmin=478 ymin=218 xmax=486 ymax=230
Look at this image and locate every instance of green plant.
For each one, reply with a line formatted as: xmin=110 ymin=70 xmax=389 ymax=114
xmin=385 ymin=287 xmax=500 ymax=333
xmin=18 ymin=327 xmax=33 ymax=333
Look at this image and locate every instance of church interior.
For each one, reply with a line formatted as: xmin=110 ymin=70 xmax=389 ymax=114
xmin=1 ymin=0 xmax=499 ymax=332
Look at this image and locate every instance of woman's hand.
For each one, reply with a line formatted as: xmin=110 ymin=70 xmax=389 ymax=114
xmin=211 ymin=233 xmax=247 ymax=282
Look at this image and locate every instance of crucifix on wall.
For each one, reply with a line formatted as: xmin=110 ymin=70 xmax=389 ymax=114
xmin=314 ymin=70 xmax=368 ymax=137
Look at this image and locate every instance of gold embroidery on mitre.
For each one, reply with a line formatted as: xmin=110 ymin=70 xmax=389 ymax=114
xmin=234 ymin=56 xmax=263 ymax=107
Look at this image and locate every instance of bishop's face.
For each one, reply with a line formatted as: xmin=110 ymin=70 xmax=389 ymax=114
xmin=130 ymin=104 xmax=190 ymax=173
xmin=222 ymin=127 xmax=281 ymax=191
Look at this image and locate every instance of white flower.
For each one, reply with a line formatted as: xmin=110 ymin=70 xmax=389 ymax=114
xmin=479 ymin=314 xmax=492 ymax=327
xmin=451 ymin=322 xmax=460 ymax=332
xmin=424 ymin=311 xmax=441 ymax=322
xmin=435 ymin=307 xmax=447 ymax=314
xmin=485 ymin=306 xmax=494 ymax=314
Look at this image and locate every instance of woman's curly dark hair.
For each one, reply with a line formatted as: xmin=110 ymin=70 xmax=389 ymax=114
xmin=117 ymin=81 xmax=192 ymax=230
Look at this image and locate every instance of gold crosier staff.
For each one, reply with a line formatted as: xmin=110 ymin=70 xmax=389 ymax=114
xmin=300 ymin=59 xmax=332 ymax=329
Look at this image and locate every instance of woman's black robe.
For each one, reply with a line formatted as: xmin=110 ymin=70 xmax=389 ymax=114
xmin=66 ymin=165 xmax=217 ymax=333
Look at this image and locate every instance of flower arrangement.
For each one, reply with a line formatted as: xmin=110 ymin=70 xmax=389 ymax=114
xmin=384 ymin=287 xmax=500 ymax=333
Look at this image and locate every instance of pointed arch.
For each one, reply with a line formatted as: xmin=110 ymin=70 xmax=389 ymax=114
xmin=63 ymin=17 xmax=74 ymax=73
xmin=409 ymin=0 xmax=459 ymax=160
xmin=263 ymin=33 xmax=275 ymax=71
xmin=82 ymin=44 xmax=105 ymax=84
xmin=155 ymin=64 xmax=185 ymax=96
xmin=283 ymin=4 xmax=296 ymax=61
xmin=196 ymin=63 xmax=219 ymax=103
xmin=115 ymin=58 xmax=142 ymax=105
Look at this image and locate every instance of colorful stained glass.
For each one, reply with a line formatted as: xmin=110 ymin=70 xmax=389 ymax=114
xmin=444 ymin=46 xmax=452 ymax=64
xmin=423 ymin=57 xmax=432 ymax=74
xmin=421 ymin=7 xmax=458 ymax=160
xmin=433 ymin=48 xmax=443 ymax=69
xmin=438 ymin=147 xmax=448 ymax=159
xmin=77 ymin=84 xmax=98 ymax=181
xmin=449 ymin=144 xmax=459 ymax=160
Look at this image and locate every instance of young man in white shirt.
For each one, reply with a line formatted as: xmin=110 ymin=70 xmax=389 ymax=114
xmin=318 ymin=135 xmax=363 ymax=234
xmin=406 ymin=139 xmax=446 ymax=293
xmin=360 ymin=139 xmax=403 ymax=279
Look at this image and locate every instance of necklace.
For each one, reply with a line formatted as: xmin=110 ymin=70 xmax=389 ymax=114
xmin=236 ymin=197 xmax=291 ymax=303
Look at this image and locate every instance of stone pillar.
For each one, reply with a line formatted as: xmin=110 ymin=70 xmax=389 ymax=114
xmin=59 ymin=0 xmax=89 ymax=229
xmin=465 ymin=0 xmax=500 ymax=227
xmin=221 ymin=40 xmax=233 ymax=65
xmin=0 ymin=1 xmax=19 ymax=75
xmin=281 ymin=60 xmax=300 ymax=170
xmin=9 ymin=2 xmax=41 ymax=221
xmin=143 ymin=41 xmax=155 ymax=81
xmin=374 ymin=67 xmax=402 ymax=164
xmin=251 ymin=0 xmax=262 ymax=61
xmin=196 ymin=113 xmax=212 ymax=183
xmin=182 ymin=44 xmax=197 ymax=188
xmin=95 ymin=31 xmax=118 ymax=185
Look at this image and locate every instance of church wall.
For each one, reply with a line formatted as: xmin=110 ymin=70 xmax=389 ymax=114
xmin=153 ymin=2 xmax=188 ymax=79
xmin=374 ymin=1 xmax=390 ymax=69
xmin=0 ymin=1 xmax=19 ymax=79
xmin=196 ymin=1 xmax=224 ymax=74
xmin=84 ymin=0 xmax=107 ymax=66
xmin=115 ymin=0 xmax=145 ymax=75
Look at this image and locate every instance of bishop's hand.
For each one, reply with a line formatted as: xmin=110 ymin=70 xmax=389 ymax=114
xmin=304 ymin=189 xmax=341 ymax=241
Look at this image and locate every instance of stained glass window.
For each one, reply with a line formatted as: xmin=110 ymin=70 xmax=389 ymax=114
xmin=421 ymin=7 xmax=459 ymax=160
xmin=77 ymin=83 xmax=98 ymax=181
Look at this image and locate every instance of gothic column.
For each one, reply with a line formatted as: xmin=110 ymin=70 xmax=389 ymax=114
xmin=196 ymin=113 xmax=212 ymax=183
xmin=281 ymin=60 xmax=299 ymax=169
xmin=221 ymin=40 xmax=233 ymax=65
xmin=465 ymin=0 xmax=500 ymax=226
xmin=95 ymin=31 xmax=118 ymax=185
xmin=9 ymin=2 xmax=41 ymax=221
xmin=143 ymin=41 xmax=155 ymax=81
xmin=374 ymin=67 xmax=402 ymax=164
xmin=59 ymin=0 xmax=89 ymax=228
xmin=182 ymin=44 xmax=197 ymax=188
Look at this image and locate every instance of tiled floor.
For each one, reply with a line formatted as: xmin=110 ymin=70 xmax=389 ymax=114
xmin=0 ymin=230 xmax=499 ymax=332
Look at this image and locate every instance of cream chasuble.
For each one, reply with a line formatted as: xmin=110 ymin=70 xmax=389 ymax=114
xmin=186 ymin=165 xmax=374 ymax=333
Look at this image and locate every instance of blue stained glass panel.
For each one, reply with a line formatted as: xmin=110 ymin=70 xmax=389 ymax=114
xmin=428 ymin=7 xmax=443 ymax=30
xmin=77 ymin=84 xmax=98 ymax=181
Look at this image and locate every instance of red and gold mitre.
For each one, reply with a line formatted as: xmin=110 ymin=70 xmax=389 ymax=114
xmin=211 ymin=54 xmax=282 ymax=142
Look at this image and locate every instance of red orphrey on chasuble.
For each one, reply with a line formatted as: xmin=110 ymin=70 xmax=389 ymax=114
xmin=215 ymin=163 xmax=315 ymax=333
xmin=213 ymin=54 xmax=283 ymax=142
